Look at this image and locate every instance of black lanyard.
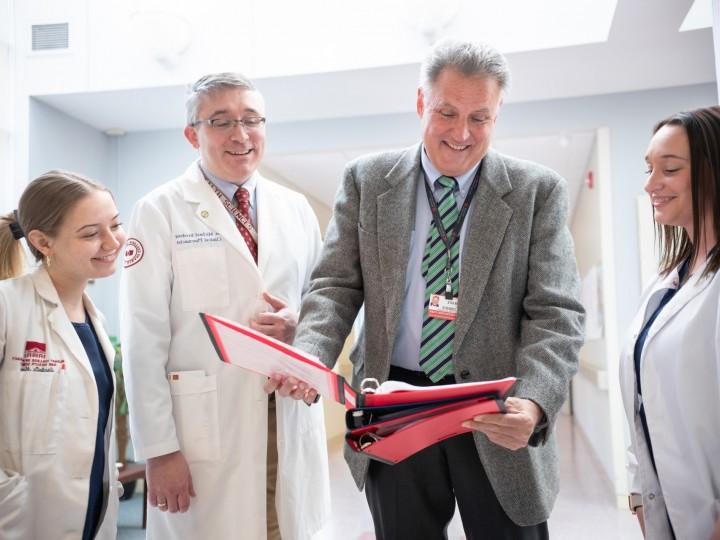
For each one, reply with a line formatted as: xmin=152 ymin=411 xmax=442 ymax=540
xmin=423 ymin=163 xmax=482 ymax=299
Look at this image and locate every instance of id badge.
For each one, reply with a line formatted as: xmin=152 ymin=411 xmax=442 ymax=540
xmin=427 ymin=294 xmax=458 ymax=321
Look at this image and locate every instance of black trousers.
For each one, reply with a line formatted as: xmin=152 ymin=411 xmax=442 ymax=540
xmin=365 ymin=366 xmax=549 ymax=540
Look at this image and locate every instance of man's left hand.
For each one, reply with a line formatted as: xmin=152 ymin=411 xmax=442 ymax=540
xmin=250 ymin=292 xmax=297 ymax=344
xmin=462 ymin=397 xmax=544 ymax=450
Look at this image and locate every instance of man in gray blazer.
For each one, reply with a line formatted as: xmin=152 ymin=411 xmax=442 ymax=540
xmin=273 ymin=39 xmax=585 ymax=539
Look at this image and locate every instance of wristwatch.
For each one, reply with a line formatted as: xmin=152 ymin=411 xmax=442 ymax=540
xmin=628 ymin=493 xmax=643 ymax=514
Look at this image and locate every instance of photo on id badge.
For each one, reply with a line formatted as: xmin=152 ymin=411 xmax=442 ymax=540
xmin=428 ymin=294 xmax=457 ymax=320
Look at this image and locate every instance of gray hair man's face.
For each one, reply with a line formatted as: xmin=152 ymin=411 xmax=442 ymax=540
xmin=417 ymin=68 xmax=502 ymax=177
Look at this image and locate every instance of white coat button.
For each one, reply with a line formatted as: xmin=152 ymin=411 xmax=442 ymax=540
xmin=648 ymin=493 xmax=655 ymax=500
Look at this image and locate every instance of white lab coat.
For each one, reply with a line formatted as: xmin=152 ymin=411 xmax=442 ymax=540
xmin=120 ymin=162 xmax=331 ymax=540
xmin=0 ymin=267 xmax=119 ymax=540
xmin=620 ymin=260 xmax=720 ymax=539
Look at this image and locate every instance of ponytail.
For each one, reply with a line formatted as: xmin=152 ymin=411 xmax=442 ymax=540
xmin=0 ymin=211 xmax=26 ymax=280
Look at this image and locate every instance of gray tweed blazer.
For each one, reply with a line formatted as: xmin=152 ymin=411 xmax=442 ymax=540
xmin=294 ymin=143 xmax=585 ymax=526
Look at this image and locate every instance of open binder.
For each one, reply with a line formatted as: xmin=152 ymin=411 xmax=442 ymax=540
xmin=200 ymin=312 xmax=516 ymax=464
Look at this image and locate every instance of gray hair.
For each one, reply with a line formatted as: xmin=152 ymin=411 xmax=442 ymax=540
xmin=419 ymin=39 xmax=510 ymax=98
xmin=185 ymin=72 xmax=257 ymax=125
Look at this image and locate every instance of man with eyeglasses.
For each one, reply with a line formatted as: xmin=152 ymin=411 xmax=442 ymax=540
xmin=120 ymin=72 xmax=330 ymax=540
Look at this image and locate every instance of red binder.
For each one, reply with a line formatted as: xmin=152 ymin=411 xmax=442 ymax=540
xmin=200 ymin=312 xmax=516 ymax=464
xmin=346 ymin=398 xmax=505 ymax=464
xmin=345 ymin=378 xmax=515 ymax=464
xmin=200 ymin=312 xmax=357 ymax=405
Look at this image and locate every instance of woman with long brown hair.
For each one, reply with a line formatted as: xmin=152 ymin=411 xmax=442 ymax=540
xmin=621 ymin=106 xmax=720 ymax=540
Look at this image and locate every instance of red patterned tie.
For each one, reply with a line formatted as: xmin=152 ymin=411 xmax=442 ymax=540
xmin=234 ymin=187 xmax=258 ymax=263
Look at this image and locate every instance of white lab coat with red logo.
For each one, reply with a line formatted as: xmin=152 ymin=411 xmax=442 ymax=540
xmin=119 ymin=162 xmax=331 ymax=540
xmin=0 ymin=267 xmax=119 ymax=539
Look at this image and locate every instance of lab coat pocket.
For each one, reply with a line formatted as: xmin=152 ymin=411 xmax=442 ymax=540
xmin=0 ymin=371 xmax=64 ymax=454
xmin=169 ymin=373 xmax=221 ymax=462
xmin=0 ymin=470 xmax=29 ymax=536
xmin=175 ymin=245 xmax=230 ymax=312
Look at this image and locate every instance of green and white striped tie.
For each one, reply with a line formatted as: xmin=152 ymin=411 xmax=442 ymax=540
xmin=419 ymin=176 xmax=459 ymax=382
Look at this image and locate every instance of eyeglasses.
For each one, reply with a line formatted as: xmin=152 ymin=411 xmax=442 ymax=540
xmin=191 ymin=117 xmax=266 ymax=130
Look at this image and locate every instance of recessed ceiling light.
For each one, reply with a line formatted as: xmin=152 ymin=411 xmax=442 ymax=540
xmin=104 ymin=128 xmax=126 ymax=137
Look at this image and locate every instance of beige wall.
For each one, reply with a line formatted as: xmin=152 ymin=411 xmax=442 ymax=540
xmin=569 ymin=127 xmax=629 ymax=504
xmin=258 ymin=167 xmax=333 ymax=231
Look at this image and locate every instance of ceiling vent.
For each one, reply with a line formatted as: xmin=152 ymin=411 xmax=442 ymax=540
xmin=31 ymin=23 xmax=69 ymax=51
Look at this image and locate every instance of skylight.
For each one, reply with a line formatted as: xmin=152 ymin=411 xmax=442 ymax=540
xmin=251 ymin=0 xmax=619 ymax=77
xmin=680 ymin=0 xmax=712 ymax=31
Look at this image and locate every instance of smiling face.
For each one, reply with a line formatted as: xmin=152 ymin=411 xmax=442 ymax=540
xmin=184 ymin=87 xmax=266 ymax=184
xmin=417 ymin=68 xmax=502 ymax=177
xmin=31 ymin=190 xmax=126 ymax=286
xmin=644 ymin=124 xmax=693 ymax=234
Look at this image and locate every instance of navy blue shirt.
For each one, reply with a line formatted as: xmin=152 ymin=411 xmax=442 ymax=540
xmin=73 ymin=316 xmax=113 ymax=540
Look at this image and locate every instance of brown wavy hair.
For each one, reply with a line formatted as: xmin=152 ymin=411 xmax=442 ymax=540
xmin=653 ymin=106 xmax=720 ymax=277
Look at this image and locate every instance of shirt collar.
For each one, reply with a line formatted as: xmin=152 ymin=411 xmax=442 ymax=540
xmin=199 ymin=161 xmax=257 ymax=207
xmin=420 ymin=146 xmax=481 ymax=195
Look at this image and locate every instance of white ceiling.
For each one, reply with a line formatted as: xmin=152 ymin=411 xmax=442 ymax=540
xmin=34 ymin=1 xmax=714 ymax=130
xmin=32 ymin=0 xmax=716 ymax=214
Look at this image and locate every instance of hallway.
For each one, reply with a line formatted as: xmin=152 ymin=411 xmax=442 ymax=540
xmin=118 ymin=413 xmax=641 ymax=539
xmin=313 ymin=412 xmax=640 ymax=539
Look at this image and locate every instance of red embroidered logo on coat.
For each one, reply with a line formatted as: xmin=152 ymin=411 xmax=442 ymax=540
xmin=11 ymin=341 xmax=64 ymax=372
xmin=124 ymin=238 xmax=144 ymax=268
xmin=25 ymin=341 xmax=46 ymax=355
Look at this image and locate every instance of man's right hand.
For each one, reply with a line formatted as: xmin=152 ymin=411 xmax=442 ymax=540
xmin=146 ymin=451 xmax=196 ymax=513
xmin=264 ymin=373 xmax=318 ymax=405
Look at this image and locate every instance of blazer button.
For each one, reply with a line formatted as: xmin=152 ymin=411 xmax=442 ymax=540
xmin=460 ymin=370 xmax=471 ymax=380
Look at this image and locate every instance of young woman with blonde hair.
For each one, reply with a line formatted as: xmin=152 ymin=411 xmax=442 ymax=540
xmin=0 ymin=170 xmax=126 ymax=539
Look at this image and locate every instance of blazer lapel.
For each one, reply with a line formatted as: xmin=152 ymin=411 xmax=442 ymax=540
xmin=31 ymin=269 xmax=94 ymax=379
xmin=377 ymin=145 xmax=420 ymax=340
xmin=180 ymin=163 xmax=260 ymax=276
xmin=640 ymin=271 xmax=678 ymax=327
xmin=643 ymin=261 xmax=714 ymax=347
xmin=454 ymin=150 xmax=513 ymax=350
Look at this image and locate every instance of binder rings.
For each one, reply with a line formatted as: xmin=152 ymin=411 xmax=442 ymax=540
xmin=346 ymin=397 xmax=506 ymax=464
xmin=200 ymin=312 xmax=516 ymax=464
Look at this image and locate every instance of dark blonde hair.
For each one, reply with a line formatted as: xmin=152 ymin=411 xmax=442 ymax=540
xmin=654 ymin=106 xmax=720 ymax=278
xmin=0 ymin=211 xmax=26 ymax=280
xmin=0 ymin=170 xmax=110 ymax=279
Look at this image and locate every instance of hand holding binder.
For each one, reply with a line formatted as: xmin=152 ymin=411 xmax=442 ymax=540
xmin=200 ymin=312 xmax=354 ymax=404
xmin=343 ymin=376 xmax=515 ymax=464
xmin=460 ymin=396 xmax=545 ymax=451
xmin=200 ymin=312 xmax=516 ymax=463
